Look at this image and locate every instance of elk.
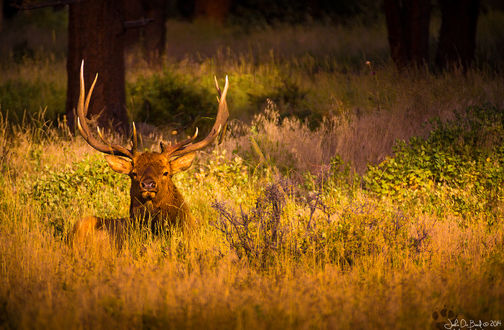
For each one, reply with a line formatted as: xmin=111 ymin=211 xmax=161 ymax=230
xmin=72 ymin=61 xmax=229 ymax=245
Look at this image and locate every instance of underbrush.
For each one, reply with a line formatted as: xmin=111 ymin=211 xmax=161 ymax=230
xmin=2 ymin=14 xmax=504 ymax=169
xmin=127 ymin=70 xmax=216 ymax=130
xmin=365 ymin=104 xmax=504 ymax=222
xmin=0 ymin=106 xmax=503 ymax=329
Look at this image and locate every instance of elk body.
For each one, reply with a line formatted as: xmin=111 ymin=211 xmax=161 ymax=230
xmin=72 ymin=62 xmax=229 ymax=245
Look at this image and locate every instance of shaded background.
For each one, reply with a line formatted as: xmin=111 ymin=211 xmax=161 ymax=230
xmin=0 ymin=0 xmax=503 ymax=171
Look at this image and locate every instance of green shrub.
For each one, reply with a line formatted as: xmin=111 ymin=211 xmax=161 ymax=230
xmin=127 ymin=71 xmax=216 ymax=131
xmin=196 ymin=150 xmax=250 ymax=187
xmin=248 ymin=78 xmax=319 ymax=125
xmin=0 ymin=79 xmax=65 ymax=122
xmin=30 ymin=154 xmax=129 ymax=219
xmin=364 ymin=104 xmax=504 ymax=219
xmin=302 ymin=155 xmax=359 ymax=195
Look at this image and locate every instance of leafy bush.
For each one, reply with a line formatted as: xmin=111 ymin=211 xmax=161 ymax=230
xmin=30 ymin=154 xmax=129 ymax=218
xmin=127 ymin=71 xmax=216 ymax=131
xmin=248 ymin=78 xmax=319 ymax=126
xmin=194 ymin=150 xmax=250 ymax=187
xmin=364 ymin=104 xmax=504 ymax=219
xmin=0 ymin=79 xmax=65 ymax=122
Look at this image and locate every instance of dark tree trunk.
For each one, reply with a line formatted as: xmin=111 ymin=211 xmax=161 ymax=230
xmin=124 ymin=0 xmax=167 ymax=65
xmin=436 ymin=0 xmax=480 ymax=70
xmin=384 ymin=0 xmax=431 ymax=68
xmin=0 ymin=0 xmax=3 ymax=32
xmin=123 ymin=0 xmax=144 ymax=49
xmin=144 ymin=0 xmax=166 ymax=62
xmin=66 ymin=0 xmax=129 ymax=134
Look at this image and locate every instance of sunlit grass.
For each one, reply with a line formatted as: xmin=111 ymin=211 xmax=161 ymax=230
xmin=1 ymin=12 xmax=504 ymax=329
xmin=0 ymin=109 xmax=503 ymax=328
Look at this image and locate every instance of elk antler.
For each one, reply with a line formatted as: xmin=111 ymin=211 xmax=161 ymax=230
xmin=76 ymin=60 xmax=137 ymax=159
xmin=162 ymin=75 xmax=229 ymax=158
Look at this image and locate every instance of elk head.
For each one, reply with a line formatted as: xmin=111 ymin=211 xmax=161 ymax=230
xmin=76 ymin=61 xmax=229 ymax=231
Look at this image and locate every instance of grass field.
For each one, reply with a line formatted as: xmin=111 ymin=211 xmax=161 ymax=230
xmin=1 ymin=9 xmax=504 ymax=329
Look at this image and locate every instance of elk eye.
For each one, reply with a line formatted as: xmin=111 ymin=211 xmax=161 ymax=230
xmin=163 ymin=171 xmax=169 ymax=176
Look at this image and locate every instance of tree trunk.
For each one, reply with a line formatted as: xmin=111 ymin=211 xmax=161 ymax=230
xmin=123 ymin=0 xmax=144 ymax=49
xmin=0 ymin=0 xmax=3 ymax=32
xmin=436 ymin=0 xmax=480 ymax=70
xmin=66 ymin=0 xmax=129 ymax=134
xmin=142 ymin=0 xmax=167 ymax=64
xmin=124 ymin=0 xmax=167 ymax=65
xmin=384 ymin=0 xmax=431 ymax=68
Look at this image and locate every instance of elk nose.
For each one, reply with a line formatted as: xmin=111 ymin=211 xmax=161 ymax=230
xmin=140 ymin=179 xmax=156 ymax=191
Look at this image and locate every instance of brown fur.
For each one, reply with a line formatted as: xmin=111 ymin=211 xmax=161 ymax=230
xmin=72 ymin=151 xmax=196 ymax=247
xmin=126 ymin=152 xmax=196 ymax=232
xmin=72 ymin=63 xmax=228 ymax=248
xmin=72 ymin=216 xmax=126 ymax=249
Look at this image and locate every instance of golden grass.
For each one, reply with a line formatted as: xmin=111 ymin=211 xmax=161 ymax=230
xmin=0 ymin=123 xmax=503 ymax=329
xmin=1 ymin=13 xmax=504 ymax=329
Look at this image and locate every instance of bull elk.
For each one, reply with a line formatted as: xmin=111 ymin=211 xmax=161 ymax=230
xmin=72 ymin=61 xmax=229 ymax=244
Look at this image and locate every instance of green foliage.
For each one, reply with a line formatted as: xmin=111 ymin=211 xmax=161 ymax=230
xmin=30 ymin=154 xmax=129 ymax=218
xmin=248 ymin=78 xmax=319 ymax=126
xmin=0 ymin=79 xmax=65 ymax=122
xmin=196 ymin=150 xmax=250 ymax=187
xmin=127 ymin=71 xmax=215 ymax=131
xmin=303 ymin=155 xmax=359 ymax=195
xmin=364 ymin=104 xmax=504 ymax=219
xmin=175 ymin=150 xmax=252 ymax=207
xmin=223 ymin=71 xmax=281 ymax=118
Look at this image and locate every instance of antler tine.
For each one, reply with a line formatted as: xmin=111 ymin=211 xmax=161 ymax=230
xmin=76 ymin=60 xmax=96 ymax=141
xmin=161 ymin=127 xmax=198 ymax=155
xmin=76 ymin=60 xmax=134 ymax=159
xmin=168 ymin=76 xmax=229 ymax=158
xmin=131 ymin=122 xmax=138 ymax=154
xmin=96 ymin=126 xmax=107 ymax=143
xmin=214 ymin=76 xmax=222 ymax=101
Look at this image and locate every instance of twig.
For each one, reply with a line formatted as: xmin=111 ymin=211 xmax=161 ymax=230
xmin=123 ymin=18 xmax=154 ymax=30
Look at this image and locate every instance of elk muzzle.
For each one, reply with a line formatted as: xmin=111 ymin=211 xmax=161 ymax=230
xmin=140 ymin=177 xmax=157 ymax=200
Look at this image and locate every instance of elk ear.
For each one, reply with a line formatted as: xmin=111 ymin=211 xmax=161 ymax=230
xmin=170 ymin=152 xmax=196 ymax=174
xmin=105 ymin=155 xmax=132 ymax=174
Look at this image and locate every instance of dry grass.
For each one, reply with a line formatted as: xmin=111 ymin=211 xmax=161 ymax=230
xmin=1 ymin=12 xmax=504 ymax=329
xmin=221 ymin=65 xmax=504 ymax=174
xmin=0 ymin=119 xmax=503 ymax=329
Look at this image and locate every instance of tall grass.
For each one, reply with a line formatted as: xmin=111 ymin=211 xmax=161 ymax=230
xmin=1 ymin=104 xmax=504 ymax=328
xmin=1 ymin=10 xmax=504 ymax=329
xmin=2 ymin=14 xmax=504 ymax=170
